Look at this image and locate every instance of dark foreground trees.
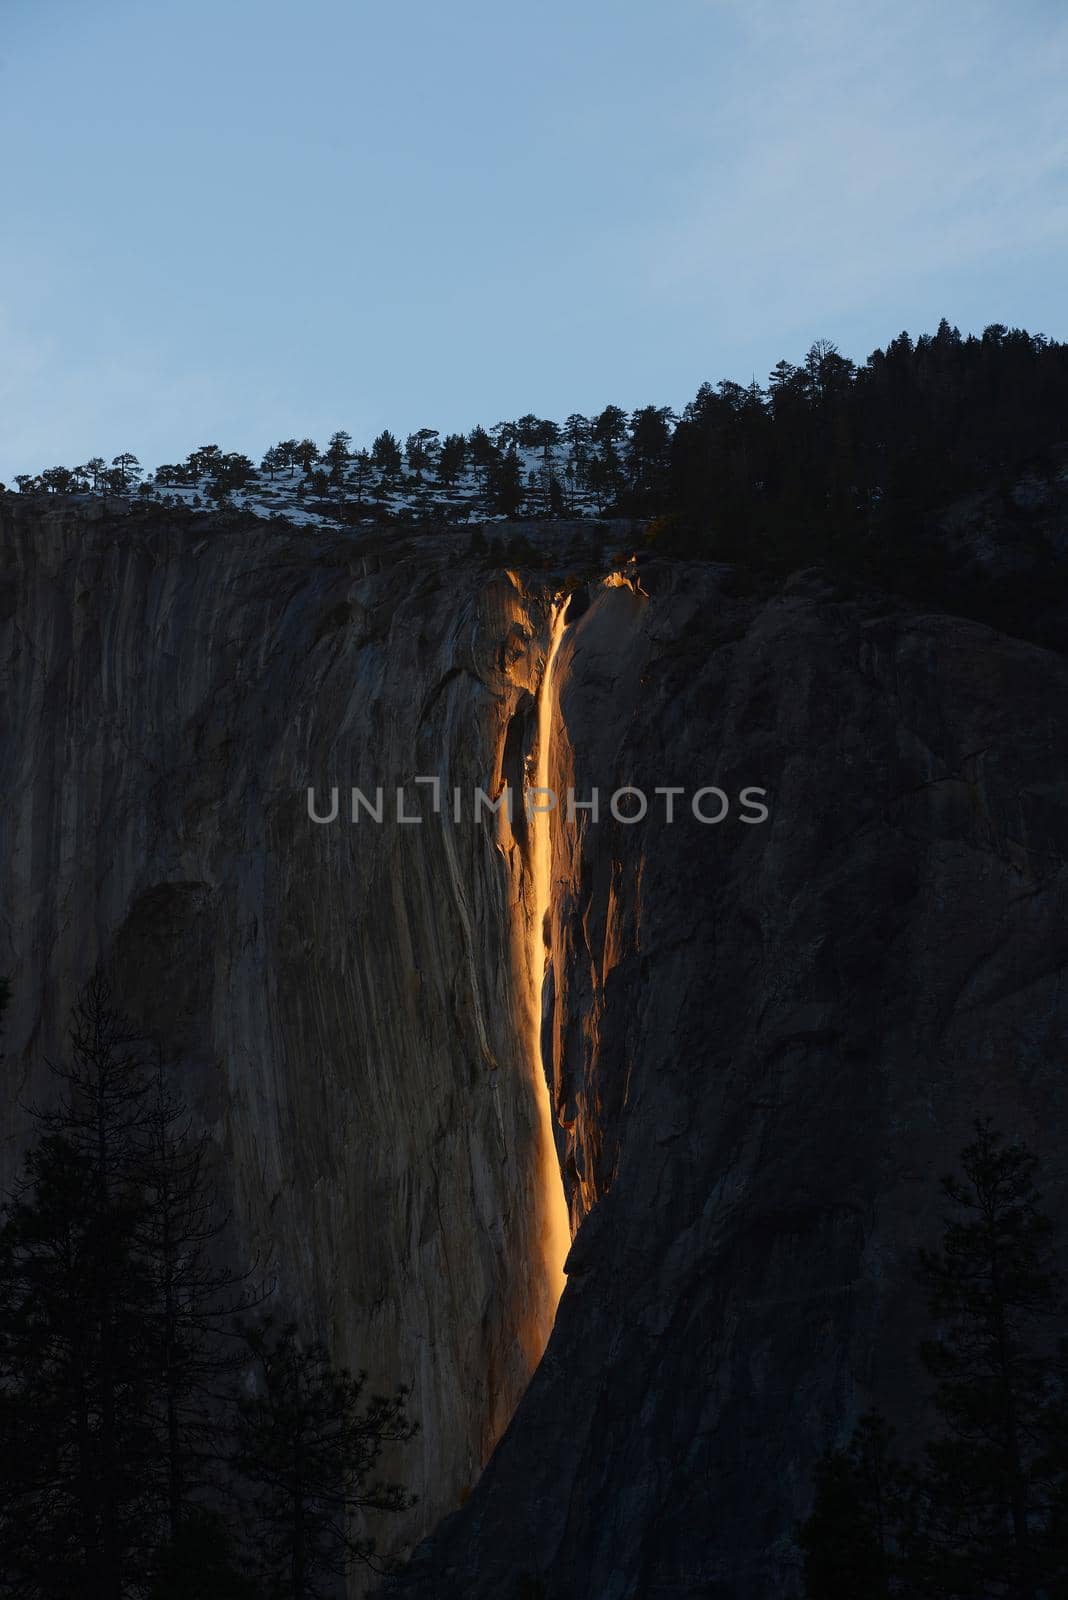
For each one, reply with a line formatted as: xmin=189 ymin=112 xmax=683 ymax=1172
xmin=801 ymin=1120 xmax=1068 ymax=1599
xmin=0 ymin=979 xmax=161 ymax=1596
xmin=234 ymin=1322 xmax=416 ymax=1600
xmin=798 ymin=1413 xmax=906 ymax=1599
xmin=0 ymin=976 xmax=416 ymax=1599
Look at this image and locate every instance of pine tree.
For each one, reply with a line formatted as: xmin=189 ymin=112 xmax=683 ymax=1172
xmin=187 ymin=445 xmax=223 ymax=482
xmin=0 ymin=976 xmax=158 ymax=1598
xmin=591 ymin=404 xmax=627 ymax=453
xmin=111 ymin=453 xmax=142 ymax=489
xmin=466 ymin=425 xmax=498 ymax=493
xmin=799 ymin=1122 xmax=1068 ymax=1600
xmin=351 ymin=449 xmax=373 ymax=504
xmin=437 ymin=433 xmax=466 ymax=488
xmin=371 ymin=430 xmax=402 ymax=484
xmin=405 ymin=428 xmax=440 ymax=479
xmin=910 ymin=1120 xmax=1068 ymax=1600
xmin=147 ymin=1511 xmax=255 ymax=1600
xmin=0 ymin=979 xmax=270 ymax=1598
xmin=588 ymin=405 xmax=628 ymax=510
xmin=626 ymin=405 xmax=675 ymax=495
xmin=232 ymin=1320 xmax=416 ymax=1600
xmin=136 ymin=1060 xmax=266 ymax=1548
xmin=799 ymin=1413 xmax=907 ymax=1598
xmin=205 ymin=454 xmax=254 ymax=503
xmin=488 ymin=448 xmax=525 ymax=518
xmin=563 ymin=413 xmax=591 ymax=497
xmin=324 ymin=431 xmax=352 ymax=482
xmin=491 ymin=420 xmax=520 ymax=453
xmin=515 ymin=413 xmax=543 ymax=448
xmin=533 ymin=419 xmax=561 ymax=513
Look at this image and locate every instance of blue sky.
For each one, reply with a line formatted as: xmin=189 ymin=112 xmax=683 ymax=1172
xmin=2 ymin=0 xmax=1066 ymax=482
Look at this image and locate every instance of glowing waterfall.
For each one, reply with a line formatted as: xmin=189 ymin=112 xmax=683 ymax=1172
xmin=527 ymin=601 xmax=572 ymax=1317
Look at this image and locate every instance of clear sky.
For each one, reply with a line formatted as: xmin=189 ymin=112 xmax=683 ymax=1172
xmin=2 ymin=0 xmax=1066 ymax=482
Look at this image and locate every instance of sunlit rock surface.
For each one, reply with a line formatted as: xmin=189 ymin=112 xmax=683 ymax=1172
xmin=393 ymin=563 xmax=1068 ymax=1598
xmin=3 ymin=495 xmax=1068 ymax=1599
xmin=0 ymin=497 xmax=604 ymax=1567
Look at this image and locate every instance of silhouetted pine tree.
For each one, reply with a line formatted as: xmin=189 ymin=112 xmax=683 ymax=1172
xmin=294 ymin=439 xmax=319 ymax=475
xmin=800 ymin=1122 xmax=1068 ymax=1600
xmin=0 ymin=979 xmax=268 ymax=1599
xmin=324 ymin=431 xmax=352 ymax=483
xmin=232 ymin=1320 xmax=417 ymax=1600
xmin=147 ymin=1510 xmax=255 ymax=1600
xmin=466 ymin=424 xmax=498 ymax=493
xmin=136 ymin=1058 xmax=267 ymax=1551
xmin=345 ymin=448 xmax=370 ymax=506
xmin=0 ymin=977 xmax=158 ymax=1599
xmin=371 ymin=430 xmax=403 ymax=484
xmin=799 ymin=1413 xmax=907 ymax=1598
xmin=909 ymin=1120 xmax=1068 ymax=1599
xmin=488 ymin=448 xmax=525 ymax=518
xmin=437 ymin=433 xmax=466 ymax=488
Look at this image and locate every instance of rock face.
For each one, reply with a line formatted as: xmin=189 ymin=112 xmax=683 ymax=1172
xmin=0 ymin=497 xmax=603 ymax=1567
xmin=395 ymin=562 xmax=1068 ymax=1597
xmin=3 ymin=495 xmax=1068 ymax=1598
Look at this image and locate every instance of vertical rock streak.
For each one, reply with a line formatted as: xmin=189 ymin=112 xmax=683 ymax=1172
xmin=527 ymin=601 xmax=572 ymax=1323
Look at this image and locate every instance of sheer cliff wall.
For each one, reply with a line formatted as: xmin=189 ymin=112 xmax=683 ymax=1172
xmin=0 ymin=497 xmax=585 ymax=1562
xmin=3 ymin=497 xmax=1068 ymax=1599
xmin=397 ymin=563 xmax=1068 ymax=1598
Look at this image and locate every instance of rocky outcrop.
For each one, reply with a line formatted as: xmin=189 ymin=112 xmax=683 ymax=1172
xmin=395 ymin=561 xmax=1068 ymax=1597
xmin=0 ymin=496 xmax=615 ymax=1567
xmin=3 ymin=495 xmax=1068 ymax=1598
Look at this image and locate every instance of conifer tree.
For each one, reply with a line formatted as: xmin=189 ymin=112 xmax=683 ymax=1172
xmin=405 ymin=428 xmax=439 ymax=478
xmin=371 ymin=430 xmax=402 ymax=484
xmin=232 ymin=1320 xmax=416 ymax=1600
xmin=112 ymin=453 xmax=142 ymax=489
xmin=466 ymin=425 xmax=497 ymax=493
xmin=0 ymin=977 xmax=157 ymax=1598
xmin=294 ymin=439 xmax=319 ymax=475
xmin=0 ymin=980 xmax=269 ymax=1598
xmin=351 ymin=449 xmax=373 ymax=504
xmin=437 ymin=433 xmax=466 ymax=488
xmin=910 ymin=1120 xmax=1067 ymax=1599
xmin=800 ymin=1122 xmax=1068 ymax=1600
xmin=488 ymin=448 xmax=525 ymax=518
xmin=799 ymin=1413 xmax=906 ymax=1599
xmin=627 ymin=405 xmax=674 ymax=493
xmin=324 ymin=431 xmax=352 ymax=481
xmin=563 ymin=413 xmax=591 ymax=491
xmin=187 ymin=445 xmax=223 ymax=481
xmin=136 ymin=1060 xmax=266 ymax=1547
xmin=147 ymin=1511 xmax=255 ymax=1600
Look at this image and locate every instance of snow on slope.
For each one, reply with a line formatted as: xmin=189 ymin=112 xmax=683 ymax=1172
xmin=142 ymin=444 xmax=607 ymax=528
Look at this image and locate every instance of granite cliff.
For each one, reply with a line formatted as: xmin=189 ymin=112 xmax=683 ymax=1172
xmin=2 ymin=493 xmax=1067 ymax=1598
xmin=0 ymin=497 xmax=591 ymax=1566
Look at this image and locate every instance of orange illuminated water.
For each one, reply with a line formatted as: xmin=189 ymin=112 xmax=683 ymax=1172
xmin=526 ymin=601 xmax=572 ymax=1316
